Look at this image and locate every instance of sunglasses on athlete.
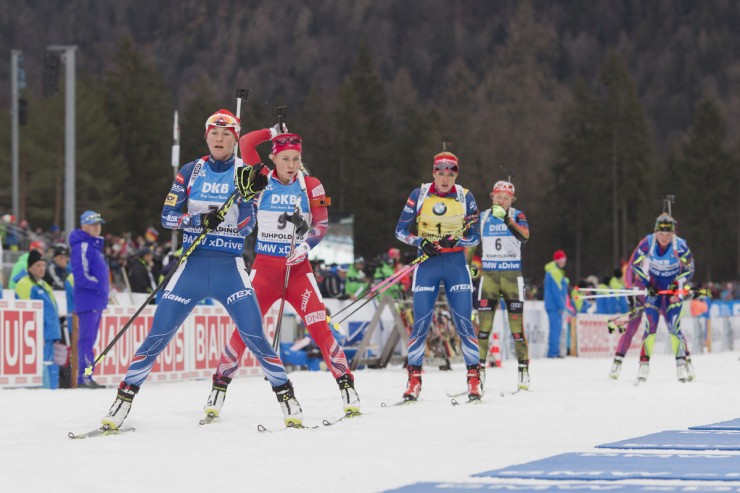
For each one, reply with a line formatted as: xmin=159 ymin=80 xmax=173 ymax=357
xmin=205 ymin=113 xmax=240 ymax=128
xmin=273 ymin=136 xmax=302 ymax=146
xmin=433 ymin=160 xmax=459 ymax=173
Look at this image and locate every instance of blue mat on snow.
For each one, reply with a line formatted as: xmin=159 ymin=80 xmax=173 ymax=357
xmin=690 ymin=418 xmax=740 ymax=431
xmin=384 ymin=483 xmax=740 ymax=493
xmin=474 ymin=452 xmax=740 ymax=481
xmin=596 ymin=429 xmax=740 ymax=451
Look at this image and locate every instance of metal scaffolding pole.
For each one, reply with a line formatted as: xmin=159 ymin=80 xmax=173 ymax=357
xmin=48 ymin=45 xmax=77 ymax=237
xmin=10 ymin=50 xmax=20 ymax=221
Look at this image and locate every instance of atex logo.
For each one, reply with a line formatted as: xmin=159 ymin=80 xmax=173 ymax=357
xmin=202 ymin=182 xmax=229 ymax=194
xmin=227 ymin=289 xmax=253 ymax=305
xmin=448 ymin=283 xmax=472 ymax=293
xmin=300 ymin=289 xmax=312 ymax=311
xmin=305 ymin=310 xmax=326 ymax=325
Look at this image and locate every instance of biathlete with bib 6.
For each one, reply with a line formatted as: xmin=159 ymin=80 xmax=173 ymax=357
xmin=471 ymin=180 xmax=531 ymax=390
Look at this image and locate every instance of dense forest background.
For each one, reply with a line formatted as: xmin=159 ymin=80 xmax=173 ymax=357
xmin=0 ymin=0 xmax=738 ymax=283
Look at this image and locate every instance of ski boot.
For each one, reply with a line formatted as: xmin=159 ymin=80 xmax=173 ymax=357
xmin=203 ymin=374 xmax=232 ymax=419
xmin=274 ymin=381 xmax=303 ymax=428
xmin=676 ymin=357 xmax=689 ymax=383
xmin=636 ymin=361 xmax=649 ymax=383
xmin=609 ymin=356 xmax=623 ymax=380
xmin=466 ymin=364 xmax=482 ymax=400
xmin=402 ymin=365 xmax=422 ymax=401
xmin=686 ymin=357 xmax=695 ymax=382
xmin=101 ymin=382 xmax=139 ymax=430
xmin=479 ymin=361 xmax=487 ymax=388
xmin=517 ymin=363 xmax=530 ymax=390
xmin=337 ymin=374 xmax=360 ymax=416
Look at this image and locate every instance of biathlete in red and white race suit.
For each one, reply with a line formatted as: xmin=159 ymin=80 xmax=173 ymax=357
xmin=101 ymin=109 xmax=303 ymax=430
xmin=204 ymin=125 xmax=360 ymax=419
xmin=630 ymin=212 xmax=695 ymax=383
xmin=395 ymin=151 xmax=481 ymax=401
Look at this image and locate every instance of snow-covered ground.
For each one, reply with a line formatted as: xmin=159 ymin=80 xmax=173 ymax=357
xmin=2 ymin=351 xmax=739 ymax=493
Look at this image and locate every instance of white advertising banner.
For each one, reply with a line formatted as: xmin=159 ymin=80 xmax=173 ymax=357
xmin=0 ymin=299 xmax=44 ymax=387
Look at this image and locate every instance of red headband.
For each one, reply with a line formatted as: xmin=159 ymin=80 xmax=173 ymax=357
xmin=433 ymin=152 xmax=459 ymax=173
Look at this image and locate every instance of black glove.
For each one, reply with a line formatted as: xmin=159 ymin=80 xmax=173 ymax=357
xmin=438 ymin=235 xmax=458 ymax=249
xmin=200 ymin=210 xmax=223 ymax=231
xmin=236 ymin=163 xmax=268 ymax=198
xmin=469 ymin=265 xmax=479 ymax=278
xmin=289 ymin=213 xmax=310 ymax=236
xmin=646 ymin=285 xmax=658 ymax=297
xmin=419 ymin=238 xmax=441 ymax=257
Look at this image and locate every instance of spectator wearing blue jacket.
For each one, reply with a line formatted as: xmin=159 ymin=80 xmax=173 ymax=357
xmin=595 ymin=276 xmax=617 ymax=315
xmin=544 ymin=250 xmax=572 ymax=358
xmin=609 ymin=267 xmax=629 ymax=314
xmin=70 ymin=210 xmax=110 ymax=388
xmin=15 ymin=250 xmax=62 ymax=388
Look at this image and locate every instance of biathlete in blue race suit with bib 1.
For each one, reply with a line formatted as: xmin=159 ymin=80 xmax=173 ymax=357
xmin=101 ymin=109 xmax=303 ymax=430
xmin=395 ymin=151 xmax=481 ymax=402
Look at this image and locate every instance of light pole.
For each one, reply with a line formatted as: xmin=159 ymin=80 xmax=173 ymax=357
xmin=47 ymin=45 xmax=77 ymax=238
xmin=10 ymin=50 xmax=21 ymax=221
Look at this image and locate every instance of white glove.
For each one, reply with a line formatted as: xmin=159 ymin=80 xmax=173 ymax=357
xmin=492 ymin=205 xmax=506 ymax=220
xmin=286 ymin=242 xmax=310 ymax=266
xmin=269 ymin=123 xmax=289 ymax=139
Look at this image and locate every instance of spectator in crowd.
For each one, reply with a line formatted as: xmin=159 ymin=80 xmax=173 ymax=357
xmin=720 ymin=282 xmax=735 ymax=301
xmin=70 ymin=210 xmax=110 ymax=388
xmin=373 ymin=248 xmax=403 ymax=299
xmin=544 ymin=249 xmax=573 ymax=358
xmin=571 ymin=279 xmax=594 ymax=314
xmin=9 ymin=240 xmax=46 ymax=289
xmin=44 ymin=243 xmax=70 ymax=290
xmin=126 ymin=247 xmax=157 ymax=294
xmin=15 ymin=250 xmax=62 ymax=389
xmin=595 ymin=275 xmax=616 ymax=315
xmin=321 ymin=264 xmax=348 ymax=299
xmin=345 ymin=256 xmax=369 ymax=300
xmin=609 ymin=267 xmax=628 ymax=314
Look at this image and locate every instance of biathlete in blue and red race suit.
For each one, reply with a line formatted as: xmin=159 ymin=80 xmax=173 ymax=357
xmin=395 ymin=151 xmax=481 ymax=401
xmin=101 ymin=109 xmax=303 ymax=430
xmin=630 ymin=212 xmax=695 ymax=383
xmin=205 ymin=124 xmax=360 ymax=418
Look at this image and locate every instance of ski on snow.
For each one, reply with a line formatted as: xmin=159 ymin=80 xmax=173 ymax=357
xmin=68 ymin=426 xmax=135 ymax=439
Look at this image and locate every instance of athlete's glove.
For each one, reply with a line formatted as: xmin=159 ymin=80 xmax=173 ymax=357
xmin=200 ymin=210 xmax=223 ymax=231
xmin=286 ymin=242 xmax=310 ymax=266
xmin=646 ymin=285 xmax=658 ymax=297
xmin=419 ymin=238 xmax=441 ymax=257
xmin=492 ymin=205 xmax=507 ymax=220
xmin=289 ymin=213 xmax=310 ymax=237
xmin=469 ymin=265 xmax=480 ymax=279
xmin=236 ymin=163 xmax=268 ymax=198
xmin=269 ymin=122 xmax=288 ymax=139
xmin=438 ymin=235 xmax=458 ymax=249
